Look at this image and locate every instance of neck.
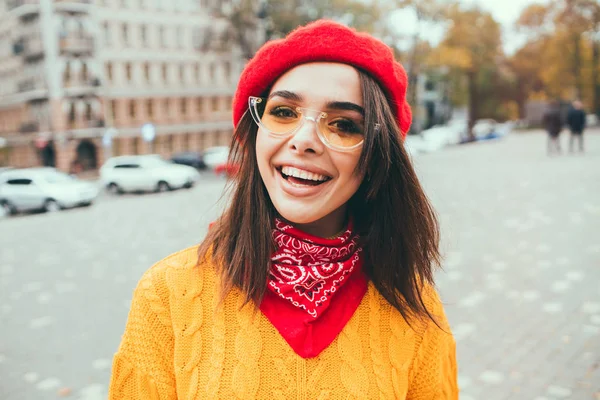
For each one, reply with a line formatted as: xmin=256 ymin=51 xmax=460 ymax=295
xmin=293 ymin=206 xmax=348 ymax=238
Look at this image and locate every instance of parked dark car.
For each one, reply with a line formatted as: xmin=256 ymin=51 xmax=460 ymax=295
xmin=170 ymin=151 xmax=206 ymax=170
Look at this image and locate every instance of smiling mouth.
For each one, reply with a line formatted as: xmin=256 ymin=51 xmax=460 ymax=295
xmin=277 ymin=166 xmax=332 ymax=187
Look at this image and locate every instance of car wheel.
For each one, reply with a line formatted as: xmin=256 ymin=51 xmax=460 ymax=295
xmin=0 ymin=201 xmax=15 ymax=217
xmin=44 ymin=199 xmax=61 ymax=213
xmin=157 ymin=181 xmax=170 ymax=192
xmin=107 ymin=182 xmax=122 ymax=195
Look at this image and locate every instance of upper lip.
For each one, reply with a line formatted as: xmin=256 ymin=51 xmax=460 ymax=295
xmin=275 ymin=162 xmax=333 ymax=178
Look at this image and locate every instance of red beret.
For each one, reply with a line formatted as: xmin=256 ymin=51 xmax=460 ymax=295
xmin=232 ymin=19 xmax=412 ymax=137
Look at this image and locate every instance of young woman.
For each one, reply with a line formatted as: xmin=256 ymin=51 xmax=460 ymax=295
xmin=109 ymin=20 xmax=458 ymax=399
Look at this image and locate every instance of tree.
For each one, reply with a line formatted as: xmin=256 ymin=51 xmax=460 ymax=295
xmin=388 ymin=0 xmax=449 ymax=111
xmin=516 ymin=0 xmax=600 ymax=116
xmin=203 ymin=0 xmax=383 ymax=60
xmin=429 ymin=5 xmax=502 ymax=140
xmin=507 ymin=40 xmax=546 ymax=118
xmin=265 ymin=0 xmax=383 ymax=38
xmin=201 ymin=0 xmax=268 ymax=60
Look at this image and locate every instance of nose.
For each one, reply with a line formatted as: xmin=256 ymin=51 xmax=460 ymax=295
xmin=287 ymin=116 xmax=325 ymax=155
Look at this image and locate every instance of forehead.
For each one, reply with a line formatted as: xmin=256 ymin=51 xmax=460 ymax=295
xmin=269 ymin=62 xmax=362 ymax=106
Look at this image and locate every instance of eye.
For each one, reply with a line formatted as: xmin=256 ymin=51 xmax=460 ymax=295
xmin=269 ymin=106 xmax=298 ymax=119
xmin=329 ymin=118 xmax=362 ymax=135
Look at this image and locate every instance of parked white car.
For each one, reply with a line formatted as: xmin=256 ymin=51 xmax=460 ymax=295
xmin=201 ymin=146 xmax=230 ymax=170
xmin=0 ymin=167 xmax=98 ymax=217
xmin=100 ymin=155 xmax=200 ymax=194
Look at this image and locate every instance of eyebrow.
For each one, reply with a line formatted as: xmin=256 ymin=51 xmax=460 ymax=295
xmin=268 ymin=90 xmax=364 ymax=115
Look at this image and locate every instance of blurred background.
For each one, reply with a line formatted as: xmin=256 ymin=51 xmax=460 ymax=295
xmin=0 ymin=0 xmax=599 ymax=399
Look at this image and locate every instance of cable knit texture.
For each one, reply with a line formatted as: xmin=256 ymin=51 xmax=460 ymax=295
xmin=109 ymin=246 xmax=458 ymax=399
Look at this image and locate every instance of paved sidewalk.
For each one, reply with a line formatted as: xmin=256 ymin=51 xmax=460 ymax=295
xmin=413 ymin=128 xmax=600 ymax=400
xmin=0 ymin=128 xmax=598 ymax=399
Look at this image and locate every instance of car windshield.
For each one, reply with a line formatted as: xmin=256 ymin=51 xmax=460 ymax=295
xmin=43 ymin=171 xmax=76 ymax=184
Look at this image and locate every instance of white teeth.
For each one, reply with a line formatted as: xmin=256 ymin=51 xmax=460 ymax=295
xmin=281 ymin=166 xmax=328 ymax=182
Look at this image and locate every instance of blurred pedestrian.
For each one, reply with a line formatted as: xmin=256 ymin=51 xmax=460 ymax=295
xmin=542 ymin=101 xmax=563 ymax=156
xmin=109 ymin=20 xmax=458 ymax=399
xmin=566 ymin=100 xmax=586 ymax=153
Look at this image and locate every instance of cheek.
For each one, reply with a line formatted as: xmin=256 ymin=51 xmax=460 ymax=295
xmin=332 ymin=153 xmax=363 ymax=191
xmin=334 ymin=152 xmax=361 ymax=180
xmin=255 ymin=130 xmax=270 ymax=166
xmin=255 ymin=129 xmax=277 ymax=177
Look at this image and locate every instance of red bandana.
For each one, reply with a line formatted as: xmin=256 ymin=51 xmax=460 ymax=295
xmin=259 ymin=218 xmax=368 ymax=358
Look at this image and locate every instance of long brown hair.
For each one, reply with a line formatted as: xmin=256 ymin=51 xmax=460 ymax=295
xmin=198 ymin=69 xmax=441 ymax=324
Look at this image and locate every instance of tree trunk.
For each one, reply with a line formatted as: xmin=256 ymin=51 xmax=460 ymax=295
xmin=593 ymin=39 xmax=600 ymax=117
xmin=517 ymin=79 xmax=527 ymax=120
xmin=573 ymin=33 xmax=583 ymax=99
xmin=467 ymin=70 xmax=477 ymax=141
xmin=407 ymin=26 xmax=421 ymax=133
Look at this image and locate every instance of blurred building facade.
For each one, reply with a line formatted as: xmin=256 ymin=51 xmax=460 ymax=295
xmin=0 ymin=0 xmax=254 ymax=172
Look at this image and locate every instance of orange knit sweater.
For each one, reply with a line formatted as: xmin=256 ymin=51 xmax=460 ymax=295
xmin=109 ymin=246 xmax=458 ymax=399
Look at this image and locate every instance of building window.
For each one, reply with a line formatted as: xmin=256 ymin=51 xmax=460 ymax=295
xmin=194 ymin=64 xmax=200 ymax=83
xmin=196 ymin=97 xmax=202 ymax=113
xmin=64 ymin=62 xmax=71 ymax=85
xmin=162 ymin=63 xmax=168 ymax=83
xmin=176 ymin=26 xmax=183 ymax=48
xmin=122 ymin=24 xmax=129 ymax=47
xmin=226 ymin=96 xmax=232 ymax=110
xmin=212 ymin=96 xmax=218 ymax=111
xmin=85 ymin=102 xmax=93 ymax=120
xmin=164 ymin=98 xmax=170 ymax=114
xmin=180 ymin=98 xmax=187 ymax=115
xmin=106 ymin=63 xmax=113 ymax=82
xmin=143 ymin=63 xmax=150 ymax=82
xmin=208 ymin=62 xmax=215 ymax=82
xmin=110 ymin=100 xmax=117 ymax=120
xmin=68 ymin=102 xmax=76 ymax=125
xmin=103 ymin=22 xmax=110 ymax=45
xmin=125 ymin=63 xmax=132 ymax=82
xmin=159 ymin=26 xmax=166 ymax=48
xmin=179 ymin=64 xmax=184 ymax=83
xmin=81 ymin=63 xmax=88 ymax=82
xmin=140 ymin=25 xmax=147 ymax=47
xmin=224 ymin=60 xmax=231 ymax=82
xmin=129 ymin=100 xmax=136 ymax=119
xmin=147 ymin=99 xmax=153 ymax=118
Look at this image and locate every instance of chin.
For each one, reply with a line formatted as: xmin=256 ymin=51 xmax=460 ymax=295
xmin=274 ymin=205 xmax=326 ymax=225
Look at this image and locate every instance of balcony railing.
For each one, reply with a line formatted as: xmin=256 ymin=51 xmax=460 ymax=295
xmin=54 ymin=0 xmax=92 ymax=13
xmin=18 ymin=76 xmax=47 ymax=92
xmin=63 ymin=77 xmax=101 ymax=89
xmin=59 ymin=34 xmax=94 ymax=55
xmin=19 ymin=121 xmax=39 ymax=133
xmin=7 ymin=0 xmax=39 ymax=10
xmin=88 ymin=119 xmax=105 ymax=128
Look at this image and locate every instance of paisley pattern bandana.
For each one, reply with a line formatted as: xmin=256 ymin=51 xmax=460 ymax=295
xmin=259 ymin=218 xmax=368 ymax=358
xmin=268 ymin=218 xmax=362 ymax=318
